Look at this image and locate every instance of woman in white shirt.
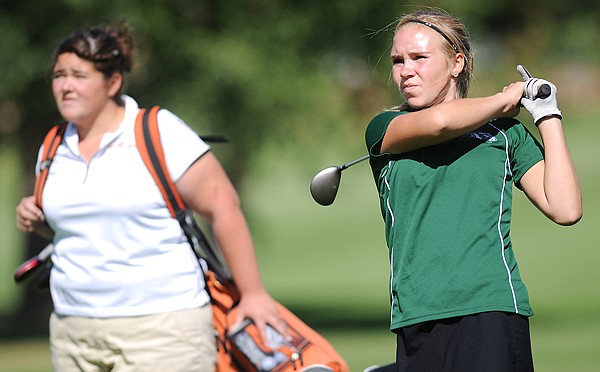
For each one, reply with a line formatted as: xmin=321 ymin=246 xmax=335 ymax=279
xmin=16 ymin=23 xmax=284 ymax=371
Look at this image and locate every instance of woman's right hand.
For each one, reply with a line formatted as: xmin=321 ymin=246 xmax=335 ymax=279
xmin=16 ymin=196 xmax=47 ymax=233
xmin=500 ymin=81 xmax=526 ymax=118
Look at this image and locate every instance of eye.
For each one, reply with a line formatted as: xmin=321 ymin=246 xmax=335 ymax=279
xmin=52 ymin=71 xmax=65 ymax=79
xmin=391 ymin=56 xmax=404 ymax=65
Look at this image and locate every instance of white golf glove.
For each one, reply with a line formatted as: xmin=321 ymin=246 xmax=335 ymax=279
xmin=517 ymin=64 xmax=562 ymax=125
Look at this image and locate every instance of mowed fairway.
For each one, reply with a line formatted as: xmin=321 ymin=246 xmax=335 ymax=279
xmin=1 ymin=111 xmax=599 ymax=371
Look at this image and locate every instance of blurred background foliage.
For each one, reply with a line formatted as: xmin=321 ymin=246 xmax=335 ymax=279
xmin=1 ymin=0 xmax=599 ymax=178
xmin=1 ymin=0 xmax=599 ymax=369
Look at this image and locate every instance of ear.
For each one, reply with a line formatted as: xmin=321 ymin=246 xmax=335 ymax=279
xmin=107 ymin=72 xmax=123 ymax=98
xmin=451 ymin=53 xmax=465 ymax=77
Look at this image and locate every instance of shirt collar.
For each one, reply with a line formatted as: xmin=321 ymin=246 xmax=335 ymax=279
xmin=63 ymin=95 xmax=140 ymax=156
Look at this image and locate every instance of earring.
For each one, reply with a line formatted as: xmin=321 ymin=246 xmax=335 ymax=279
xmin=452 ymin=72 xmax=459 ymax=78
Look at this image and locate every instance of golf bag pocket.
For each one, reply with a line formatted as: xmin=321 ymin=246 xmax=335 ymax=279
xmin=227 ymin=319 xmax=303 ymax=371
xmin=206 ymin=271 xmax=349 ymax=372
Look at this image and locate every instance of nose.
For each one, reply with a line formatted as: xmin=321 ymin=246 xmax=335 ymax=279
xmin=399 ymin=61 xmax=415 ymax=79
xmin=54 ymin=75 xmax=75 ymax=94
xmin=61 ymin=76 xmax=75 ymax=92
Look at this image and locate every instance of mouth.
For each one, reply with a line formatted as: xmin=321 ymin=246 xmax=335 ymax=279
xmin=60 ymin=95 xmax=76 ymax=105
xmin=402 ymin=84 xmax=418 ymax=96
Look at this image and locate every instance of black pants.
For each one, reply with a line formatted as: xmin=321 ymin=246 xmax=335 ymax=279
xmin=395 ymin=312 xmax=534 ymax=372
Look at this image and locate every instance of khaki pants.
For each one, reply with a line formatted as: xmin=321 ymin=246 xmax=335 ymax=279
xmin=50 ymin=305 xmax=216 ymax=372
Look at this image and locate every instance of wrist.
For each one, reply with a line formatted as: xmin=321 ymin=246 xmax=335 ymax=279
xmin=493 ymin=96 xmax=518 ymax=119
xmin=494 ymin=92 xmax=518 ymax=117
xmin=535 ymin=114 xmax=562 ymax=127
xmin=533 ymin=108 xmax=562 ymax=126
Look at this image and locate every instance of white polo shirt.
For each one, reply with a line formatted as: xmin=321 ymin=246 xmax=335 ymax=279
xmin=40 ymin=96 xmax=211 ymax=317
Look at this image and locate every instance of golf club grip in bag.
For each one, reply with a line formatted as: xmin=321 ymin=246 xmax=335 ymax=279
xmin=136 ymin=107 xmax=349 ymax=372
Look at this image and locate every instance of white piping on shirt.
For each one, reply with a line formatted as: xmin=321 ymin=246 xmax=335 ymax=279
xmin=382 ymin=126 xmax=521 ymax=321
xmin=490 ymin=124 xmax=519 ymax=313
xmin=382 ymin=163 xmax=396 ymax=323
xmin=383 ymin=162 xmax=395 ymax=228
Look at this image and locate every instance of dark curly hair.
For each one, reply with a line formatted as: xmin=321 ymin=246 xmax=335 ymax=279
xmin=53 ymin=23 xmax=133 ymax=103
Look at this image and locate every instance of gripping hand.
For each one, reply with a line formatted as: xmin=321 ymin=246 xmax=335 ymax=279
xmin=517 ymin=64 xmax=562 ymax=124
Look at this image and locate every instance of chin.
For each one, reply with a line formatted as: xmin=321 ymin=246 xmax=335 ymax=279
xmin=405 ymin=95 xmax=441 ymax=110
xmin=405 ymin=100 xmax=427 ymax=110
xmin=58 ymin=109 xmax=80 ymax=123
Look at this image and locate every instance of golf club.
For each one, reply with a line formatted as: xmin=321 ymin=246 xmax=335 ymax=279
xmin=14 ymin=243 xmax=53 ymax=284
xmin=310 ymin=155 xmax=369 ymax=206
xmin=308 ymin=74 xmax=550 ymax=207
xmin=518 ymin=64 xmax=551 ymax=99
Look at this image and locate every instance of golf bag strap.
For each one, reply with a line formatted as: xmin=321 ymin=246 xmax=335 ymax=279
xmin=34 ymin=123 xmax=67 ymax=209
xmin=34 ymin=108 xmax=186 ymax=218
xmin=134 ymin=106 xmax=233 ymax=282
xmin=33 ymin=107 xmax=232 ymax=282
xmin=134 ymin=106 xmax=188 ymax=219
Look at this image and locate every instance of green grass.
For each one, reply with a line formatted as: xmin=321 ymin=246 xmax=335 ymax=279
xmin=1 ymin=111 xmax=599 ymax=371
xmin=0 ymin=338 xmax=51 ymax=372
xmin=0 ymin=143 xmax=25 ymax=314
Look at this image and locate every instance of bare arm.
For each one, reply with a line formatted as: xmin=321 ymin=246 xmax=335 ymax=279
xmin=382 ymin=83 xmax=524 ymax=154
xmin=519 ymin=117 xmax=582 ymax=225
xmin=176 ymin=152 xmax=286 ymax=340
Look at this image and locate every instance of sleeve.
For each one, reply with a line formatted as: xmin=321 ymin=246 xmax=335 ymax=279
xmin=365 ymin=110 xmax=404 ymax=157
xmin=157 ymin=109 xmax=211 ymax=182
xmin=365 ymin=110 xmax=404 ymax=179
xmin=508 ymin=123 xmax=545 ymax=189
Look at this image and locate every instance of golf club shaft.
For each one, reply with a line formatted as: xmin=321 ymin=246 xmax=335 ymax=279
xmin=340 ymin=154 xmax=369 ymax=170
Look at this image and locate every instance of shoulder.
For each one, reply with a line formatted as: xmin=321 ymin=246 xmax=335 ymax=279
xmin=156 ymin=107 xmax=184 ymax=125
xmin=367 ymin=109 xmax=405 ymax=131
xmin=365 ymin=109 xmax=405 ymax=148
xmin=124 ymin=96 xmax=187 ymax=131
xmin=365 ymin=109 xmax=407 ymax=181
xmin=153 ymin=108 xmax=211 ymax=181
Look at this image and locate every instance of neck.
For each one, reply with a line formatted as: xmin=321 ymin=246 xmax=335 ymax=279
xmin=76 ymin=100 xmax=125 ymax=140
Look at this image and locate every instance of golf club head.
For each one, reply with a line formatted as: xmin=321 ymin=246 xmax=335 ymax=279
xmin=14 ymin=256 xmax=44 ymax=283
xmin=14 ymin=243 xmax=54 ymax=284
xmin=309 ymin=166 xmax=342 ymax=206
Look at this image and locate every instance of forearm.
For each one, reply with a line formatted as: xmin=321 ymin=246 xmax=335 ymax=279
xmin=212 ymin=206 xmax=266 ymax=295
xmin=177 ymin=153 xmax=285 ymax=337
xmin=537 ymin=118 xmax=582 ymax=224
xmin=382 ymin=93 xmax=518 ymax=154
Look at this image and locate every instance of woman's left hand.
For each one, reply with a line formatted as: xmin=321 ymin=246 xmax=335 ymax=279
xmin=234 ymin=289 xmax=289 ymax=344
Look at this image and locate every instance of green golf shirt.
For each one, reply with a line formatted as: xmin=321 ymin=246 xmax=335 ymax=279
xmin=365 ymin=110 xmax=544 ymax=330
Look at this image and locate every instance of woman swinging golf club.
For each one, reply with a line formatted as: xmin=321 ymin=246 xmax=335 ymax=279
xmin=364 ymin=9 xmax=581 ymax=371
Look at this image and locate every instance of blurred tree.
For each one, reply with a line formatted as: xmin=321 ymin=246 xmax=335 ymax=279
xmin=1 ymin=0 xmax=598 ymax=337
xmin=0 ymin=0 xmax=392 ymax=337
